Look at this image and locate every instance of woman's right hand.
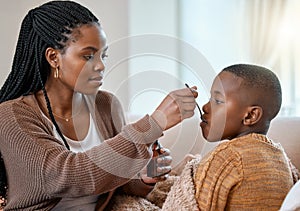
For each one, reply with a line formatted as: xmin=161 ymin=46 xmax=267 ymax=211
xmin=151 ymin=86 xmax=198 ymax=131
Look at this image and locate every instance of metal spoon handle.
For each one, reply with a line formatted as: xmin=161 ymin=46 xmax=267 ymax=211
xmin=185 ymin=83 xmax=204 ymax=119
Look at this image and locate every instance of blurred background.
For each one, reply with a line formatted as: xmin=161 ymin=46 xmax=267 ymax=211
xmin=1 ymin=0 xmax=299 ymax=117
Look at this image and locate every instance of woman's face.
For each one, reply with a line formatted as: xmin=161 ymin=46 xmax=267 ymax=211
xmin=57 ymin=23 xmax=108 ymax=95
xmin=200 ymin=71 xmax=249 ymax=142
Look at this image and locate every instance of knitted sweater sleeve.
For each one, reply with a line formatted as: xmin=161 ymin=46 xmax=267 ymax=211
xmin=0 ymin=95 xmax=163 ymax=203
xmin=93 ymin=91 xmax=158 ymax=197
xmin=194 ymin=143 xmax=243 ymax=210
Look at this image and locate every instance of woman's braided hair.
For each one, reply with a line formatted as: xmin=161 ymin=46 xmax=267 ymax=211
xmin=0 ymin=0 xmax=99 ymax=205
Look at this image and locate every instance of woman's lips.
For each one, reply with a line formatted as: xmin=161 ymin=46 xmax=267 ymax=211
xmin=90 ymin=76 xmax=102 ymax=81
xmin=89 ymin=76 xmax=103 ymax=86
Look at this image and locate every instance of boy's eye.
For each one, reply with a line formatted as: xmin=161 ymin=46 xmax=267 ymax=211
xmin=215 ymin=99 xmax=224 ymax=104
xmin=209 ymin=97 xmax=224 ymax=104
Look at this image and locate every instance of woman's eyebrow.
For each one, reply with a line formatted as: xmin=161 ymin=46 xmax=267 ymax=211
xmin=81 ymin=46 xmax=98 ymax=52
xmin=81 ymin=46 xmax=108 ymax=52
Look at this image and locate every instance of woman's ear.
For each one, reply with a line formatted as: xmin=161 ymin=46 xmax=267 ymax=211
xmin=45 ymin=47 xmax=59 ymax=68
xmin=243 ymin=106 xmax=263 ymax=126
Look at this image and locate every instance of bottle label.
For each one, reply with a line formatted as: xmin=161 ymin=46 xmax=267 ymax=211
xmin=147 ymin=140 xmax=165 ymax=178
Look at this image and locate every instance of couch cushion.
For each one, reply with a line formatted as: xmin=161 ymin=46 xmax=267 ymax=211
xmin=268 ymin=116 xmax=300 ymax=170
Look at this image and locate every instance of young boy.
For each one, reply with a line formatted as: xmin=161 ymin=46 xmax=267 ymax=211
xmin=162 ymin=64 xmax=299 ymax=210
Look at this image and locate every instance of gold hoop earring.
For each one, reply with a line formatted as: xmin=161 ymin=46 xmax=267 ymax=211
xmin=54 ymin=66 xmax=59 ymax=78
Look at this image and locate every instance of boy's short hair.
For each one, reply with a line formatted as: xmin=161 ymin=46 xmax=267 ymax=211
xmin=222 ymin=64 xmax=282 ymax=120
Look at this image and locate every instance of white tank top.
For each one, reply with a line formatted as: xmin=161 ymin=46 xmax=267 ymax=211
xmin=52 ymin=114 xmax=102 ymax=211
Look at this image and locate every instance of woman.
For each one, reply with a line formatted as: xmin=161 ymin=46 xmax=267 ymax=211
xmin=0 ymin=1 xmax=197 ymax=210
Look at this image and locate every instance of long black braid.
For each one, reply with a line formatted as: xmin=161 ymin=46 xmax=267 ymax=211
xmin=0 ymin=0 xmax=99 ymax=205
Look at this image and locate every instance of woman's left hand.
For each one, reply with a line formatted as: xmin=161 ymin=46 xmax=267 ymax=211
xmin=139 ymin=147 xmax=172 ymax=185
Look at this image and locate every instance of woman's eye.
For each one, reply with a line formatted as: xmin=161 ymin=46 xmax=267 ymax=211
xmin=84 ymin=54 xmax=94 ymax=60
xmin=83 ymin=52 xmax=108 ymax=61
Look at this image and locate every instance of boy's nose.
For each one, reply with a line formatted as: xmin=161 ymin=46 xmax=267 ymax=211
xmin=202 ymin=101 xmax=210 ymax=113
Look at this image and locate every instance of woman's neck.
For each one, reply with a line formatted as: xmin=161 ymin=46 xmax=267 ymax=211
xmin=35 ymin=89 xmax=84 ymax=121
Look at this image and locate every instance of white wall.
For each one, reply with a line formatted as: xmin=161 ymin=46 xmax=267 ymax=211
xmin=126 ymin=0 xmax=180 ymax=115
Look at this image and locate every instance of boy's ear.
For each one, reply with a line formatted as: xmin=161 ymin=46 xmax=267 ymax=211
xmin=45 ymin=47 xmax=59 ymax=68
xmin=243 ymin=106 xmax=263 ymax=126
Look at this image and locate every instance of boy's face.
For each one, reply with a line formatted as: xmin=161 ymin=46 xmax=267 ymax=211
xmin=200 ymin=71 xmax=249 ymax=142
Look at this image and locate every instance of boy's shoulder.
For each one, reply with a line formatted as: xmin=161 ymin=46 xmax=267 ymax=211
xmin=201 ymin=133 xmax=275 ymax=164
xmin=223 ymin=133 xmax=274 ymax=148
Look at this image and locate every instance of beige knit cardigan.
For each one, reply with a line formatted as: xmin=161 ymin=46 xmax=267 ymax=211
xmin=0 ymin=91 xmax=163 ymax=210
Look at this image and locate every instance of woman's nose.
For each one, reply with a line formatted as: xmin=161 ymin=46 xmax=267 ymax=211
xmin=94 ymin=58 xmax=105 ymax=72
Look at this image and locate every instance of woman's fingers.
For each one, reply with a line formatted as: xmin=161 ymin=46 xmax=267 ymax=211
xmin=151 ymin=86 xmax=198 ymax=130
xmin=157 ymin=155 xmax=172 ymax=166
xmin=156 ymin=166 xmax=172 ymax=174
